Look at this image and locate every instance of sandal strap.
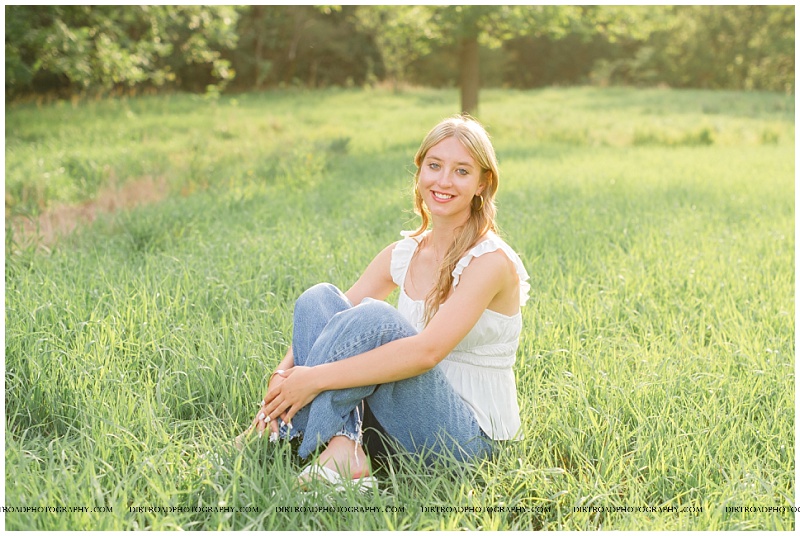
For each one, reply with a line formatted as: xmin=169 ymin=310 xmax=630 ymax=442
xmin=298 ymin=464 xmax=378 ymax=492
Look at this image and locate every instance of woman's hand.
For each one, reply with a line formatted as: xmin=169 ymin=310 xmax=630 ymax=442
xmin=262 ymin=366 xmax=321 ymax=425
xmin=236 ymin=370 xmax=290 ymax=448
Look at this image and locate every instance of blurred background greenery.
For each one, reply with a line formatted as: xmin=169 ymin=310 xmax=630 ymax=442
xmin=5 ymin=5 xmax=795 ymax=112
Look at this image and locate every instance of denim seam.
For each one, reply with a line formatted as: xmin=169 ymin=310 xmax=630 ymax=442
xmin=331 ymin=401 xmax=365 ymax=449
xmin=324 ymin=325 xmax=402 ymax=456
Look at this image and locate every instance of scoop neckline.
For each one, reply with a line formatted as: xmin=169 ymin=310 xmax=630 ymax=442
xmin=400 ymin=231 xmax=491 ymax=301
xmin=400 ymin=231 xmax=520 ymax=319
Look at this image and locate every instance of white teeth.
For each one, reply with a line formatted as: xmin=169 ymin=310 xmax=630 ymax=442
xmin=433 ymin=192 xmax=453 ymax=199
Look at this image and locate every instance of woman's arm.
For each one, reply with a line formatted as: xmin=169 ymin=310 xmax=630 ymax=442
xmin=344 ymin=241 xmax=398 ymax=305
xmin=325 ymin=250 xmax=512 ymax=382
xmin=264 ymin=250 xmax=517 ymax=422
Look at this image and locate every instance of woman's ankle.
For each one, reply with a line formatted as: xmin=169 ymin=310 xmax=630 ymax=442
xmin=320 ymin=436 xmax=370 ymax=479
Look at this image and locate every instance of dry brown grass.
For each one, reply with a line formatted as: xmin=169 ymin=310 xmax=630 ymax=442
xmin=7 ymin=175 xmax=169 ymax=250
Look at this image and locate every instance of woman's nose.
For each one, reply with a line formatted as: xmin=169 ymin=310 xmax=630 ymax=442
xmin=437 ymin=168 xmax=454 ymax=185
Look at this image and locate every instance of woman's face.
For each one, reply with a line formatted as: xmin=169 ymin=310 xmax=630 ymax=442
xmin=417 ymin=136 xmax=485 ymax=224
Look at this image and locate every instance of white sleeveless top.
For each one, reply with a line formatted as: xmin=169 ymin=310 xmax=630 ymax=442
xmin=390 ymin=230 xmax=531 ymax=440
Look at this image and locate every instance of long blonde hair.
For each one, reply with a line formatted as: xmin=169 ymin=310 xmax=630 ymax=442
xmin=410 ymin=115 xmax=500 ymax=325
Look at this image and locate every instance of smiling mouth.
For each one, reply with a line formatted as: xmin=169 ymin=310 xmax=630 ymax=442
xmin=432 ymin=191 xmax=454 ymax=200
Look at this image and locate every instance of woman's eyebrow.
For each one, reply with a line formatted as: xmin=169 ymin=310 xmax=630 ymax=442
xmin=425 ymin=153 xmax=475 ymax=167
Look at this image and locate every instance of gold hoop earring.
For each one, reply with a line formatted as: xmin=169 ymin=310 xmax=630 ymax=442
xmin=474 ymin=194 xmax=485 ymax=211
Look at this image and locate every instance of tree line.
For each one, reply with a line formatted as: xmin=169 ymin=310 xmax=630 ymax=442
xmin=6 ymin=5 xmax=794 ymax=111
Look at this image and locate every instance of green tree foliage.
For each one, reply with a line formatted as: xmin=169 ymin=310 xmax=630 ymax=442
xmin=392 ymin=5 xmax=656 ymax=113
xmin=500 ymin=5 xmax=671 ymax=88
xmin=595 ymin=5 xmax=795 ymax=92
xmin=229 ymin=5 xmax=379 ymax=90
xmin=4 ymin=5 xmax=794 ymax=100
xmin=5 ymin=5 xmax=240 ymax=98
xmin=417 ymin=5 xmax=597 ymax=113
xmin=354 ymin=5 xmax=435 ymax=90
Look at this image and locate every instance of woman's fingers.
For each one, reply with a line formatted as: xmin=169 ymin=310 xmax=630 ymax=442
xmin=236 ymin=405 xmax=267 ymax=448
xmin=269 ymin=418 xmax=280 ymax=436
xmin=265 ymin=395 xmax=293 ymax=424
xmin=242 ymin=410 xmax=292 ymax=444
xmin=240 ymin=375 xmax=297 ymax=445
xmin=255 ymin=408 xmax=270 ymax=436
xmin=242 ymin=367 xmax=300 ymax=443
xmin=263 ymin=388 xmax=278 ymax=406
xmin=280 ymin=407 xmax=294 ymax=429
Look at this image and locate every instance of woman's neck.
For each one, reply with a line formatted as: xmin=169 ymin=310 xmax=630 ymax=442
xmin=426 ymin=216 xmax=491 ymax=260
xmin=427 ymin=224 xmax=458 ymax=259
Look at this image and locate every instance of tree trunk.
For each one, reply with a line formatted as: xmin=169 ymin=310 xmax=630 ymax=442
xmin=285 ymin=8 xmax=309 ymax=85
xmin=252 ymin=6 xmax=265 ymax=88
xmin=459 ymin=34 xmax=480 ymax=115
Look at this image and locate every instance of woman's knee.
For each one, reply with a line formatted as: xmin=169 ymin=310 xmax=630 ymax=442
xmin=354 ymin=298 xmax=402 ymax=321
xmin=294 ymin=283 xmax=349 ymax=317
xmin=302 ymin=299 xmax=414 ymax=364
xmin=344 ymin=299 xmax=415 ymax=333
xmin=296 ymin=282 xmax=340 ymax=306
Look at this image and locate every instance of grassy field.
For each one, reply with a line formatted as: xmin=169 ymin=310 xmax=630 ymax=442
xmin=5 ymin=86 xmax=795 ymax=530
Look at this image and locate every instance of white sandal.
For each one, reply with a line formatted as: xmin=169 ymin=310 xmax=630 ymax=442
xmin=298 ymin=464 xmax=378 ymax=493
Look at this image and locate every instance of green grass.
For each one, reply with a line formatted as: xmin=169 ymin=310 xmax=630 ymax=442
xmin=5 ymin=86 xmax=795 ymax=530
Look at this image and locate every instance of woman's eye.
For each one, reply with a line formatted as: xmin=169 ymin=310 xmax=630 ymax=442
xmin=429 ymin=162 xmax=440 ymax=170
xmin=456 ymin=168 xmax=468 ymax=176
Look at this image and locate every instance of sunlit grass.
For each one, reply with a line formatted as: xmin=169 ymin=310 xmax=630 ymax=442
xmin=5 ymin=86 xmax=794 ymax=530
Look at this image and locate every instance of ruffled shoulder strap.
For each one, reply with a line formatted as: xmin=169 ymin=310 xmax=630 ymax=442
xmin=390 ymin=231 xmax=425 ymax=288
xmin=451 ymin=232 xmax=531 ymax=307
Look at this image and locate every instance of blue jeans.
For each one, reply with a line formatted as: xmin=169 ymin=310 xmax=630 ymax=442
xmin=285 ymin=283 xmax=493 ymax=465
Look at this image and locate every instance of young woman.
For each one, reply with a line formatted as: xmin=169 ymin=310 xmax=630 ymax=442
xmin=237 ymin=115 xmax=530 ymax=491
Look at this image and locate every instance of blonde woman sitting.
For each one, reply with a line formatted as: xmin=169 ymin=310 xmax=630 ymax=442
xmin=238 ymin=115 xmax=530 ymax=491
